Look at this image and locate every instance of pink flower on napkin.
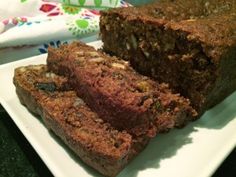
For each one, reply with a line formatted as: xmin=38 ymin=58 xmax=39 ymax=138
xmin=40 ymin=4 xmax=56 ymax=13
xmin=40 ymin=3 xmax=62 ymax=16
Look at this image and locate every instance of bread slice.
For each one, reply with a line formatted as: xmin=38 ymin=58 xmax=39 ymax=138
xmin=47 ymin=41 xmax=197 ymax=138
xmin=13 ymin=65 xmax=149 ymax=177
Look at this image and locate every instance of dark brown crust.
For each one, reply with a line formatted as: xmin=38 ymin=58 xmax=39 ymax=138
xmin=13 ymin=65 xmax=149 ymax=177
xmin=100 ymin=0 xmax=236 ymax=113
xmin=47 ymin=41 xmax=197 ymax=138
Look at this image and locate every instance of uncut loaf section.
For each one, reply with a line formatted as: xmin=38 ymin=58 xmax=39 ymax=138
xmin=13 ymin=65 xmax=150 ymax=177
xmin=100 ymin=0 xmax=236 ymax=114
xmin=47 ymin=41 xmax=197 ymax=138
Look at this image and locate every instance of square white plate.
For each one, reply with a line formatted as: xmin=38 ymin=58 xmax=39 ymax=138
xmin=0 ymin=41 xmax=236 ymax=177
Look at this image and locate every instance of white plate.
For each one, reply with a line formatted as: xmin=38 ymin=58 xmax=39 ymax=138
xmin=0 ymin=41 xmax=236 ymax=177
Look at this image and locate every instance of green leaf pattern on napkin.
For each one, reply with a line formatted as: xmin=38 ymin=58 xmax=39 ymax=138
xmin=94 ymin=0 xmax=102 ymax=7
xmin=62 ymin=0 xmax=71 ymax=3
xmin=78 ymin=0 xmax=86 ymax=6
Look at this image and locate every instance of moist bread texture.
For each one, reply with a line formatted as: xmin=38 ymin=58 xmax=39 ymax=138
xmin=47 ymin=41 xmax=197 ymax=138
xmin=100 ymin=0 xmax=236 ymax=114
xmin=13 ymin=65 xmax=149 ymax=177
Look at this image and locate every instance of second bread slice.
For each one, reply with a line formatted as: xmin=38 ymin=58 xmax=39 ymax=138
xmin=47 ymin=41 xmax=198 ymax=138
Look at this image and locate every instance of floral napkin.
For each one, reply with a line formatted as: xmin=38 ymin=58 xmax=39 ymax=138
xmin=0 ymin=0 xmax=129 ymax=63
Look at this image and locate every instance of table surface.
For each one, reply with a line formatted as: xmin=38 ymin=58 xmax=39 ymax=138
xmin=0 ymin=1 xmax=236 ymax=177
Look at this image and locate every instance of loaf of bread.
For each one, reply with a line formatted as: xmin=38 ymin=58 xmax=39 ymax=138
xmin=100 ymin=0 xmax=236 ymax=114
xmin=13 ymin=65 xmax=149 ymax=177
xmin=47 ymin=41 xmax=197 ymax=138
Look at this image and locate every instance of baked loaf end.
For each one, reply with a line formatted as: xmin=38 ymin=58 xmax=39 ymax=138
xmin=47 ymin=41 xmax=197 ymax=138
xmin=100 ymin=0 xmax=236 ymax=114
xmin=13 ymin=65 xmax=149 ymax=177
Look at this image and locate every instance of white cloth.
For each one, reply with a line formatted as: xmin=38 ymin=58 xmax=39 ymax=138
xmin=0 ymin=0 xmax=129 ymax=63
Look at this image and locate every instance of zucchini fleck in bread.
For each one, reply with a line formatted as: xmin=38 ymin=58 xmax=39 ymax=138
xmin=100 ymin=0 xmax=236 ymax=114
xmin=47 ymin=41 xmax=197 ymax=138
xmin=13 ymin=65 xmax=149 ymax=177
